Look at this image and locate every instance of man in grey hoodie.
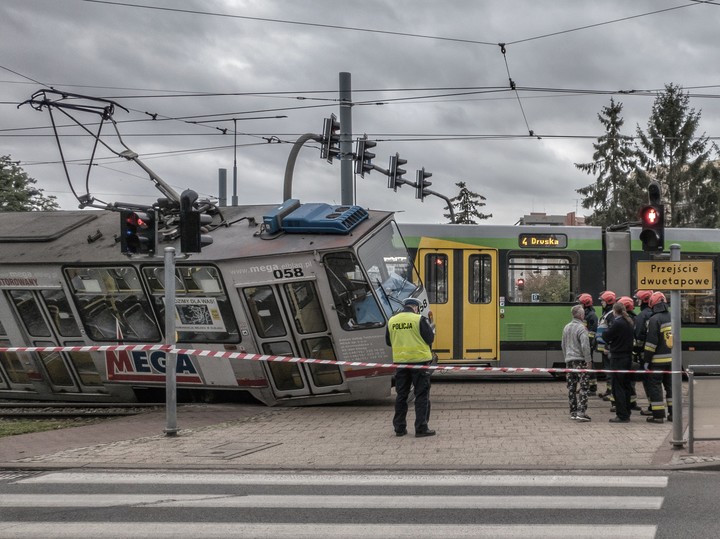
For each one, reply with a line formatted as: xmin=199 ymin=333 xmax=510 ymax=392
xmin=562 ymin=304 xmax=592 ymax=422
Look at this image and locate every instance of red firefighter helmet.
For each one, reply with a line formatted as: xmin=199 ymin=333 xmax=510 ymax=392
xmin=634 ymin=289 xmax=653 ymax=304
xmin=577 ymin=293 xmax=593 ymax=307
xmin=649 ymin=292 xmax=667 ymax=308
xmin=599 ymin=290 xmax=616 ymax=305
xmin=618 ymin=296 xmax=635 ymax=312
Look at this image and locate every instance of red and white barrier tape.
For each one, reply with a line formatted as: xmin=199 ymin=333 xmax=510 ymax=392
xmin=0 ymin=344 xmax=683 ymax=375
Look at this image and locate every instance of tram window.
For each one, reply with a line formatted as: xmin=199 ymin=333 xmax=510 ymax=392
xmin=0 ymin=339 xmax=30 ymax=384
xmin=469 ymin=255 xmax=492 ymax=304
xmin=357 ymin=221 xmax=420 ymax=311
xmin=0 ymin=320 xmax=4 ymax=334
xmin=244 ymin=286 xmax=287 ymax=338
xmin=507 ymin=254 xmax=575 ymax=304
xmin=262 ymin=341 xmax=304 ymax=390
xmin=302 ymin=337 xmax=342 ymax=386
xmin=677 ymin=290 xmax=717 ymax=325
xmin=36 ymin=342 xmax=74 ymax=387
xmin=425 ymin=254 xmax=448 ymax=304
xmin=324 ymin=252 xmax=384 ymax=330
xmin=284 ymin=282 xmax=327 ymax=334
xmin=65 ymin=267 xmax=161 ymax=343
xmin=40 ymin=289 xmax=82 ymax=338
xmin=142 ymin=266 xmax=239 ymax=344
xmin=66 ymin=348 xmax=103 ymax=386
xmin=7 ymin=290 xmax=51 ymax=337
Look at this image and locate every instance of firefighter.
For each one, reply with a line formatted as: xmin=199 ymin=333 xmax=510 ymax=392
xmin=595 ymin=290 xmax=616 ymax=400
xmin=643 ymin=292 xmax=672 ymax=424
xmin=633 ymin=289 xmax=655 ymax=416
xmin=577 ymin=293 xmax=598 ymax=394
xmin=617 ymin=296 xmax=641 ymax=412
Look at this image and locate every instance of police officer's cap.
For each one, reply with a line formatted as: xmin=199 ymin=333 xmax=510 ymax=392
xmin=403 ymin=297 xmax=422 ymax=308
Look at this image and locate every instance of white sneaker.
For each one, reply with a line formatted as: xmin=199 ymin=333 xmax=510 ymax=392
xmin=570 ymin=412 xmax=577 ymax=420
xmin=576 ymin=414 xmax=592 ymax=422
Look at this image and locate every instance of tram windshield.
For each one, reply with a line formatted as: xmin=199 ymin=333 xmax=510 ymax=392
xmin=357 ymin=221 xmax=421 ymax=317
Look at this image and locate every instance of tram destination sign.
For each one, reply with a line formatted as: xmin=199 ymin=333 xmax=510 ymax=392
xmin=518 ymin=233 xmax=567 ymax=249
xmin=636 ymin=260 xmax=714 ymax=290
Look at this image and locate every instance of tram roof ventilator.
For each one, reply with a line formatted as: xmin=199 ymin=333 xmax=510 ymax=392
xmin=263 ymin=199 xmax=369 ymax=235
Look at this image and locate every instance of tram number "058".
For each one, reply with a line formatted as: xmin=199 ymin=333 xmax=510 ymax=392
xmin=273 ymin=268 xmax=305 ymax=279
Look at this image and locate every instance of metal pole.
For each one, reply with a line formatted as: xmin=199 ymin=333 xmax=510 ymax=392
xmin=670 ymin=244 xmax=683 ymax=447
xmin=232 ymin=119 xmax=239 ymax=207
xmin=164 ymin=246 xmax=178 ymax=436
xmin=339 ymin=72 xmax=353 ymax=206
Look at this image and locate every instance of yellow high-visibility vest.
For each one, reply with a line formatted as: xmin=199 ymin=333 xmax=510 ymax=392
xmin=388 ymin=311 xmax=432 ymax=363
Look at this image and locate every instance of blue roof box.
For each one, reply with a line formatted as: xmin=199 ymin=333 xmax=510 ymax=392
xmin=282 ymin=203 xmax=369 ymax=234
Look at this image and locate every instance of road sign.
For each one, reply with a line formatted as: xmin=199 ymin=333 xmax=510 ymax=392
xmin=637 ymin=260 xmax=714 ymax=290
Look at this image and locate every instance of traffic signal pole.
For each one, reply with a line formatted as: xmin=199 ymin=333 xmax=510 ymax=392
xmin=670 ymin=244 xmax=684 ymax=448
xmin=163 ymin=246 xmax=178 ymax=436
xmin=339 ymin=72 xmax=353 ymax=205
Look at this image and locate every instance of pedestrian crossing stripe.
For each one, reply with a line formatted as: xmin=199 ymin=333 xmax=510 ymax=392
xmin=0 ymin=522 xmax=658 ymax=538
xmin=18 ymin=472 xmax=669 ymax=488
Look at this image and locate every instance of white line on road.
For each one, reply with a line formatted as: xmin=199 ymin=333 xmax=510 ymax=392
xmin=0 ymin=522 xmax=659 ymax=538
xmin=0 ymin=493 xmax=665 ymax=510
xmin=18 ymin=472 xmax=669 ymax=488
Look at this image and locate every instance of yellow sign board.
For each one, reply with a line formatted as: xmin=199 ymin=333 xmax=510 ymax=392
xmin=637 ymin=261 xmax=714 ymax=290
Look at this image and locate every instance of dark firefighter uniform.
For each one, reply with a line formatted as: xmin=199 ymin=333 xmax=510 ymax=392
xmin=633 ymin=299 xmax=654 ymax=415
xmin=644 ymin=300 xmax=672 ymax=422
xmin=386 ymin=298 xmax=435 ymax=436
xmin=583 ymin=304 xmax=599 ymax=393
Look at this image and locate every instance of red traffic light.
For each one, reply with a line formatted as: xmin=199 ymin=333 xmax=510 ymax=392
xmin=516 ymin=278 xmax=525 ymax=290
xmin=641 ymin=206 xmax=659 ymax=225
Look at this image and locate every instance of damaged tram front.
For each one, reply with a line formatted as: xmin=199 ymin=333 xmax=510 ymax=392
xmin=0 ymin=201 xmax=427 ymax=405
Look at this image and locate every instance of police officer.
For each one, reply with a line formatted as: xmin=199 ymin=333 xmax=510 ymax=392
xmin=633 ymin=290 xmax=654 ymax=416
xmin=643 ymin=292 xmax=672 ymax=423
xmin=604 ymin=301 xmax=635 ymax=423
xmin=386 ymin=297 xmax=436 ymax=437
xmin=577 ymin=293 xmax=598 ymax=394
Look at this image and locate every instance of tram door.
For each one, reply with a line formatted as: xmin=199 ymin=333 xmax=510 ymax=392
xmin=419 ymin=247 xmax=498 ymax=363
xmin=240 ymin=280 xmax=348 ymax=398
xmin=3 ymin=289 xmax=104 ymax=394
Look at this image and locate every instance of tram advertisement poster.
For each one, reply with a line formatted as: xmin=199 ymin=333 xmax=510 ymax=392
xmin=173 ymin=297 xmax=226 ymax=332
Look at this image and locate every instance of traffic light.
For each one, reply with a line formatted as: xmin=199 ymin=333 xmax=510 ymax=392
xmin=388 ymin=153 xmax=407 ymax=191
xmin=120 ymin=210 xmax=157 ymax=255
xmin=639 ymin=181 xmax=664 ymax=252
xmin=415 ymin=168 xmax=433 ymax=201
xmin=516 ymin=278 xmax=525 ymax=290
xmin=639 ymin=204 xmax=664 ymax=252
xmin=320 ymin=113 xmax=340 ymax=163
xmin=354 ymin=136 xmax=377 ymax=178
xmin=180 ymin=189 xmax=214 ymax=253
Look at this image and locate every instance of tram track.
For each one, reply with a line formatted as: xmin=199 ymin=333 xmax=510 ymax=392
xmin=0 ymin=402 xmax=162 ymax=420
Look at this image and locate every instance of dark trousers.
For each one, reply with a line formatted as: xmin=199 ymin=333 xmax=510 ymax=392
xmin=610 ymin=355 xmax=632 ymax=420
xmin=393 ymin=363 xmax=432 ymax=434
xmin=646 ymin=364 xmax=672 ymax=419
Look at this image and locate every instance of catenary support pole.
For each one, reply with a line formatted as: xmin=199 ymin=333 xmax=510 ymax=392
xmin=164 ymin=246 xmax=178 ymax=436
xmin=670 ymin=244 xmax=684 ymax=447
xmin=339 ymin=72 xmax=353 ymax=205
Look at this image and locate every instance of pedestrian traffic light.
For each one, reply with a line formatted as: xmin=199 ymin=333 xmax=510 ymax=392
xmin=180 ymin=189 xmax=214 ymax=253
xmin=388 ymin=153 xmax=407 ymax=191
xmin=639 ymin=181 xmax=664 ymax=252
xmin=320 ymin=113 xmax=340 ymax=163
xmin=415 ymin=168 xmax=433 ymax=201
xmin=354 ymin=136 xmax=377 ymax=178
xmin=516 ymin=278 xmax=525 ymax=290
xmin=120 ymin=210 xmax=157 ymax=255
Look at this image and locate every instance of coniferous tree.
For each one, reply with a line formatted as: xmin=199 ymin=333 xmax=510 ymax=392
xmin=575 ymin=98 xmax=644 ymax=227
xmin=443 ymin=181 xmax=492 ymax=224
xmin=635 ymin=83 xmax=720 ymax=227
xmin=0 ymin=155 xmax=59 ymax=211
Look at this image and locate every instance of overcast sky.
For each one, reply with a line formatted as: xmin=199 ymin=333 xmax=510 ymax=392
xmin=3 ymin=0 xmax=720 ymax=225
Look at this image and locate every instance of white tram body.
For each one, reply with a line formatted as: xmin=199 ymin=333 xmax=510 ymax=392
xmin=0 ymin=202 xmax=427 ymax=405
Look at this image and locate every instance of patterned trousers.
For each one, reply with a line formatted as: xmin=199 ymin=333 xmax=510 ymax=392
xmin=567 ymin=360 xmax=590 ymax=416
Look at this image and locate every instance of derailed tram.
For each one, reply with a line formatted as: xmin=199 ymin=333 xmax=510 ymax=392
xmin=0 ymin=202 xmax=427 ymax=405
